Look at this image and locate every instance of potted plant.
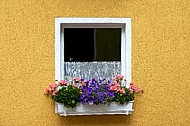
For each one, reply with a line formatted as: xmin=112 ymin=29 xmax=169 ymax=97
xmin=44 ymin=75 xmax=142 ymax=116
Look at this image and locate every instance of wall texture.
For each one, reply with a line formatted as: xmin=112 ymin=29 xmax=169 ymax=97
xmin=0 ymin=0 xmax=190 ymax=126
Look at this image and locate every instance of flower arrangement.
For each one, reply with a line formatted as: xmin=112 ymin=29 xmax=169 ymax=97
xmin=44 ymin=75 xmax=142 ymax=108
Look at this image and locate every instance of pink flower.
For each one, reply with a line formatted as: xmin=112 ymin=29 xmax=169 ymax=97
xmin=119 ymin=88 xmax=125 ymax=94
xmin=82 ymin=80 xmax=87 ymax=84
xmin=112 ymin=80 xmax=120 ymax=86
xmin=79 ymin=80 xmax=87 ymax=87
xmin=131 ymin=85 xmax=136 ymax=90
xmin=52 ymin=90 xmax=58 ymax=95
xmin=134 ymin=87 xmax=141 ymax=93
xmin=117 ymin=87 xmax=121 ymax=92
xmin=44 ymin=87 xmax=49 ymax=94
xmin=72 ymin=77 xmax=80 ymax=82
xmin=48 ymin=87 xmax=52 ymax=92
xmin=129 ymin=82 xmax=141 ymax=93
xmin=50 ymin=83 xmax=57 ymax=90
xmin=72 ymin=83 xmax=76 ymax=87
xmin=110 ymin=86 xmax=117 ymax=91
xmin=58 ymin=80 xmax=67 ymax=86
xmin=112 ymin=81 xmax=120 ymax=89
xmin=115 ymin=82 xmax=120 ymax=87
xmin=114 ymin=74 xmax=124 ymax=81
xmin=129 ymin=88 xmax=133 ymax=93
xmin=44 ymin=82 xmax=59 ymax=95
xmin=130 ymin=82 xmax=134 ymax=86
xmin=79 ymin=83 xmax=82 ymax=87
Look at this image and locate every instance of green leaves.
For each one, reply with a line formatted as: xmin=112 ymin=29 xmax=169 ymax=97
xmin=114 ymin=87 xmax=135 ymax=104
xmin=52 ymin=85 xmax=80 ymax=108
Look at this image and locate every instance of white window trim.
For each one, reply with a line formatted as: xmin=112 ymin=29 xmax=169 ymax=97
xmin=55 ymin=18 xmax=131 ymax=87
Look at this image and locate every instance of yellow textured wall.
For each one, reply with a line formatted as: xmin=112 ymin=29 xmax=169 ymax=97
xmin=1 ymin=0 xmax=190 ymax=126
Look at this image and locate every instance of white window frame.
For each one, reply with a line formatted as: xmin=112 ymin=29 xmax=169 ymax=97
xmin=55 ymin=18 xmax=131 ymax=87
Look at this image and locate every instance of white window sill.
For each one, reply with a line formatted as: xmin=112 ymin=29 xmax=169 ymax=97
xmin=55 ymin=101 xmax=134 ymax=116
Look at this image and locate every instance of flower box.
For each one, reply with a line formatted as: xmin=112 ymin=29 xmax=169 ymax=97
xmin=44 ymin=75 xmax=142 ymax=116
xmin=55 ymin=101 xmax=134 ymax=116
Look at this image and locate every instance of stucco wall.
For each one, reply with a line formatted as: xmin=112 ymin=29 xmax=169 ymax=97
xmin=1 ymin=0 xmax=190 ymax=126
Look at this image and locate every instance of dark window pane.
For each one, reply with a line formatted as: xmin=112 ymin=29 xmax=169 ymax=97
xmin=64 ymin=28 xmax=121 ymax=62
xmin=64 ymin=28 xmax=94 ymax=61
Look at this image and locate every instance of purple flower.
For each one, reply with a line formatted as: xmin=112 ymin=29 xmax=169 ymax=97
xmin=88 ymin=100 xmax=94 ymax=105
xmin=79 ymin=78 xmax=115 ymax=105
xmin=87 ymin=87 xmax=93 ymax=94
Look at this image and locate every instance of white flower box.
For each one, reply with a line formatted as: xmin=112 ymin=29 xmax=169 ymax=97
xmin=55 ymin=101 xmax=134 ymax=116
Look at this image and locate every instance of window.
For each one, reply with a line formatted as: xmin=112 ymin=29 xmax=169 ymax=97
xmin=55 ymin=18 xmax=131 ymax=87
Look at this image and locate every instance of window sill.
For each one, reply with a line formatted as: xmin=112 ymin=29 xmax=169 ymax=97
xmin=55 ymin=101 xmax=134 ymax=116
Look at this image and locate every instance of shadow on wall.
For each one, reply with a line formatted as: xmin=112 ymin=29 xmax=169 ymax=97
xmin=57 ymin=114 xmax=133 ymax=125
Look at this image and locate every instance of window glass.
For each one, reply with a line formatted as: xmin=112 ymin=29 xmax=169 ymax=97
xmin=64 ymin=28 xmax=121 ymax=61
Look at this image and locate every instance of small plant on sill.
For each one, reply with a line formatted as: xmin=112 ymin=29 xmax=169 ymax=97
xmin=44 ymin=75 xmax=142 ymax=108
